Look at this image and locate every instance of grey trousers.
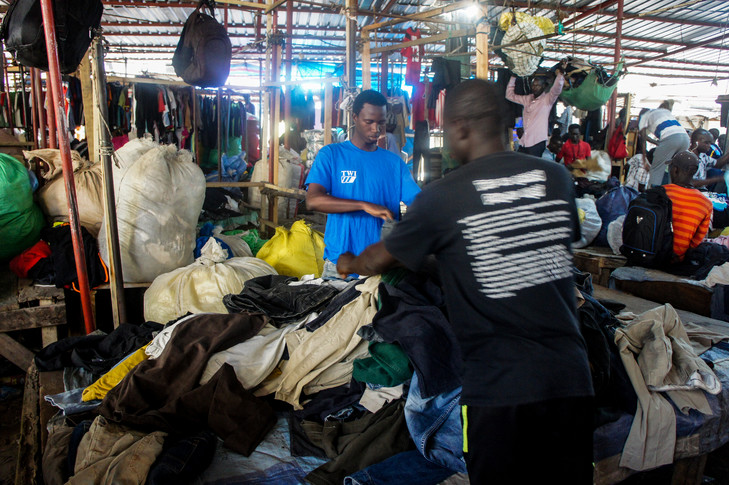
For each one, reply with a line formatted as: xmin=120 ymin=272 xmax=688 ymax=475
xmin=649 ymin=131 xmax=690 ymax=186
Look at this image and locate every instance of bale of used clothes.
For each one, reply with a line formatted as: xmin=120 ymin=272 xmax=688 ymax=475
xmin=99 ymin=144 xmax=205 ymax=282
xmin=594 ymin=185 xmax=638 ymax=247
xmin=144 ymin=238 xmax=277 ymax=324
xmin=249 ymin=146 xmax=305 ymax=220
xmin=110 ymin=137 xmax=158 ymax=195
xmin=36 ymin=161 xmax=104 ymax=237
xmin=560 ymin=59 xmax=624 ymax=111
xmin=495 ymin=12 xmax=553 ymax=77
xmin=0 ymin=152 xmax=45 ymax=260
xmin=573 ymin=197 xmax=602 ymax=249
xmin=256 ymin=220 xmax=325 ymax=278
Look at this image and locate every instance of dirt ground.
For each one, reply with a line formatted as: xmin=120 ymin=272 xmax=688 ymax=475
xmin=0 ymin=389 xmax=23 ymax=485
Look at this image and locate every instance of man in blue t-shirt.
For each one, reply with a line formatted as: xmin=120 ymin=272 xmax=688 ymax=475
xmin=305 ymin=90 xmax=420 ymax=277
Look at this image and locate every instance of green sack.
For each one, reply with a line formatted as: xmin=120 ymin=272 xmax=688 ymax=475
xmin=560 ymin=62 xmax=624 ymax=112
xmin=0 ymin=153 xmax=45 ymax=260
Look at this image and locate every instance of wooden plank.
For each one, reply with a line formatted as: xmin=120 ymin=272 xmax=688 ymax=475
xmin=14 ymin=361 xmax=40 ymax=485
xmin=476 ymin=11 xmax=490 ymax=80
xmin=38 ymin=371 xmax=64 ymax=451
xmin=16 ymin=280 xmax=64 ymax=304
xmin=78 ymin=51 xmax=96 ymax=163
xmin=0 ymin=334 xmax=35 ymax=371
xmin=611 ymin=278 xmax=713 ymax=318
xmin=0 ymin=304 xmax=67 ymax=332
xmin=41 ymin=327 xmax=58 ymax=349
xmin=593 ymin=285 xmax=729 ymax=334
xmin=370 ymin=28 xmax=476 ymax=55
xmin=362 ymin=0 xmax=472 ymax=32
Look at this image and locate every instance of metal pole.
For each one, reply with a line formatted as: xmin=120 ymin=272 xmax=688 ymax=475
xmin=29 ymin=68 xmax=39 ymax=149
xmin=217 ymin=87 xmax=222 ymax=181
xmin=283 ymin=0 xmax=293 ymax=149
xmin=40 ymin=0 xmax=96 ymax=334
xmin=92 ymin=36 xmax=127 ymax=327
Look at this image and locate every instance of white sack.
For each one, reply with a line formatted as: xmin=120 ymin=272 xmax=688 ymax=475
xmin=608 ymin=215 xmax=626 ymax=255
xmin=143 ymin=238 xmax=277 ymax=324
xmin=249 ymin=146 xmax=305 ymax=220
xmin=99 ymin=145 xmax=205 ymax=282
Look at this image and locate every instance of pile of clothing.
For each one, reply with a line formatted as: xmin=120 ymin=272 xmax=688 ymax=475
xmin=38 ymin=270 xmax=468 ymax=484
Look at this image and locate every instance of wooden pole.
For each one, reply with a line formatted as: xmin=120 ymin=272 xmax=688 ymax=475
xmin=370 ymin=28 xmax=475 ymax=55
xmin=380 ymin=53 xmax=388 ymax=94
xmin=283 ymin=0 xmax=293 ymax=149
xmin=324 ymin=82 xmax=332 ymax=146
xmin=46 ymin=73 xmax=57 ymax=149
xmin=475 ymin=5 xmax=489 ymax=80
xmin=29 ymin=68 xmax=39 ymax=149
xmin=78 ymin=52 xmax=96 ymax=162
xmin=217 ymin=87 xmax=223 ymax=181
xmin=362 ymin=0 xmax=472 ymax=33
xmin=91 ymin=36 xmax=127 ymax=327
xmin=40 ymin=0 xmax=95 ymax=334
xmin=362 ymin=30 xmax=371 ymax=90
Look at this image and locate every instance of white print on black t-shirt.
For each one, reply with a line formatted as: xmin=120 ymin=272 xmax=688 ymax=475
xmin=341 ymin=171 xmax=357 ymax=183
xmin=458 ymin=172 xmax=573 ymax=299
xmin=473 ymin=169 xmax=546 ymax=205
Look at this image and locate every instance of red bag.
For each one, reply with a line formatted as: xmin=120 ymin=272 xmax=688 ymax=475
xmin=9 ymin=240 xmax=51 ymax=279
xmin=608 ymin=125 xmax=629 ymax=159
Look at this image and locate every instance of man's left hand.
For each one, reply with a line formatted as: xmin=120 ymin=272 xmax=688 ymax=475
xmin=337 ymin=252 xmax=355 ymax=278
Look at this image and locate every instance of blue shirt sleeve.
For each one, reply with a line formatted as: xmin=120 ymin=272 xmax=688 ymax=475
xmin=305 ymin=145 xmax=333 ymax=192
xmin=400 ymin=160 xmax=421 ymax=206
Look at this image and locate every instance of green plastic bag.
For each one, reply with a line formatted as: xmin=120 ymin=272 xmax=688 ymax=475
xmin=560 ymin=62 xmax=624 ymax=112
xmin=0 ymin=153 xmax=45 ymax=260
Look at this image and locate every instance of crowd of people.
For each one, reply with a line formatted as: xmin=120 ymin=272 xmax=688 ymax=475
xmin=302 ymin=76 xmax=726 ymax=482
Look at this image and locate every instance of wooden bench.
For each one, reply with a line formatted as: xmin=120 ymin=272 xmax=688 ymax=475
xmin=0 ymin=268 xmax=66 ymax=371
xmin=574 ymin=246 xmax=627 ymax=287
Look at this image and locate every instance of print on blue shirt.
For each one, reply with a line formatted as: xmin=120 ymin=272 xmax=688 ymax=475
xmin=305 ymin=141 xmax=420 ymax=263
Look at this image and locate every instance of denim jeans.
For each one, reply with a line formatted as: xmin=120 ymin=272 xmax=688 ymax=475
xmin=404 ymin=372 xmax=466 ymax=473
xmin=343 ymin=450 xmax=455 ymax=485
xmin=45 ymin=388 xmax=101 ymax=416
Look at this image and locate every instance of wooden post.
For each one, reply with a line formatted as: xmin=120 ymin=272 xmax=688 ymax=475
xmin=362 ymin=30 xmax=371 ymax=90
xmin=78 ymin=53 xmax=96 ymax=162
xmin=29 ymin=68 xmax=39 ymax=149
xmin=217 ymin=87 xmax=223 ymax=181
xmin=476 ymin=5 xmax=489 ymax=80
xmin=283 ymin=0 xmax=293 ymax=149
xmin=46 ymin=72 xmax=57 ymax=149
xmin=324 ymin=82 xmax=333 ymax=146
xmin=34 ymin=69 xmax=47 ymax=149
xmin=91 ymin=36 xmax=127 ymax=328
xmin=380 ymin=53 xmax=388 ymax=94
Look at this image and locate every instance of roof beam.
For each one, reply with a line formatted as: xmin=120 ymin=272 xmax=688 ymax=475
xmin=580 ymin=31 xmax=728 ymax=51
xmin=563 ymin=0 xmax=618 ymax=26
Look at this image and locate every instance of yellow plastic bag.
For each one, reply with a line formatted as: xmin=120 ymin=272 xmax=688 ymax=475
xmin=499 ymin=11 xmax=554 ymax=35
xmin=256 ymin=220 xmax=325 ymax=278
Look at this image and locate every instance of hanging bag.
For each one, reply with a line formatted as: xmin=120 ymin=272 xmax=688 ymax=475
xmin=172 ymin=0 xmax=232 ymax=88
xmin=0 ymin=0 xmax=103 ymax=74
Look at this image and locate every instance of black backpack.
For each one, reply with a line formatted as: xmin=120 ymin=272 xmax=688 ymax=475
xmin=620 ymin=186 xmax=674 ymax=268
xmin=0 ymin=0 xmax=103 ymax=74
xmin=172 ymin=0 xmax=232 ymax=88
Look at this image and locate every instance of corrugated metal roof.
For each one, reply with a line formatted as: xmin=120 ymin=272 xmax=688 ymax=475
xmin=1 ymin=0 xmax=728 ymax=85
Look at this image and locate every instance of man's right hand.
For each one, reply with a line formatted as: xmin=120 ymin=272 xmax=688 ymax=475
xmin=362 ymin=202 xmax=394 ymax=221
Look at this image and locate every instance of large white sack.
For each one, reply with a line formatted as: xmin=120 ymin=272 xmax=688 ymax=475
xmin=99 ymin=145 xmax=205 ymax=282
xmin=37 ymin=163 xmax=105 ymax=237
xmin=143 ymin=238 xmax=277 ymax=324
xmin=111 ymin=138 xmax=158 ymax=194
xmin=573 ymin=197 xmax=602 ymax=249
xmin=23 ymin=148 xmax=88 ymax=181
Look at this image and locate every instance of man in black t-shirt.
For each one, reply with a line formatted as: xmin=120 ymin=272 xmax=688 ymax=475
xmin=337 ymin=79 xmax=594 ymax=484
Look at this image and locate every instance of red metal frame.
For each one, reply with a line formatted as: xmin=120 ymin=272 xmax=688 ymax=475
xmin=39 ymin=0 xmax=96 ymax=334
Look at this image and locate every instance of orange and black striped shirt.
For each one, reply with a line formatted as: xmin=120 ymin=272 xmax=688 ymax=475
xmin=663 ymin=184 xmax=713 ymax=260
